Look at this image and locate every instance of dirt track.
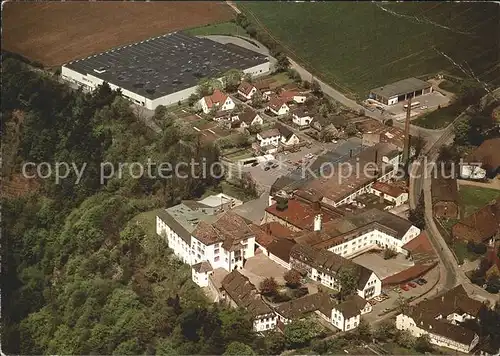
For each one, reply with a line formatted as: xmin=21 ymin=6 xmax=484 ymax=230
xmin=3 ymin=1 xmax=234 ymax=67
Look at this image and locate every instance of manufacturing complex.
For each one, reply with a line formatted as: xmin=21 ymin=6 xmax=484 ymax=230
xmin=61 ymin=32 xmax=271 ymax=110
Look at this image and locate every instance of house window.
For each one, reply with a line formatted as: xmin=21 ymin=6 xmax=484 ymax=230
xmin=214 ymin=256 xmax=220 ymax=262
xmin=214 ymin=248 xmax=220 ymax=254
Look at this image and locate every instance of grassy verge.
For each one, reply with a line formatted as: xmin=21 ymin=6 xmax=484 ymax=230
xmin=438 ymin=80 xmax=462 ymax=93
xmin=184 ymin=22 xmax=246 ymax=36
xmin=412 ymin=102 xmax=467 ymax=129
xmin=458 ymin=186 xmax=500 ymax=217
xmin=452 ymin=240 xmax=481 ymax=264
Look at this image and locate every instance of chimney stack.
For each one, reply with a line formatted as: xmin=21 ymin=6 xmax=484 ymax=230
xmin=403 ymin=96 xmax=412 ymax=164
xmin=314 ymin=214 xmax=322 ymax=231
xmin=374 ymin=150 xmax=378 ymax=164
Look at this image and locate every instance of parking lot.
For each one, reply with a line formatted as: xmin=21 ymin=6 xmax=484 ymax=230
xmin=386 ymin=91 xmax=451 ymax=121
xmin=353 ymin=251 xmax=414 ymax=280
xmin=243 ymin=137 xmax=364 ymax=190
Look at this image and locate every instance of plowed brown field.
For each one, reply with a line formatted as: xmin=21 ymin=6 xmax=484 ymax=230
xmin=3 ymin=1 xmax=234 ymax=67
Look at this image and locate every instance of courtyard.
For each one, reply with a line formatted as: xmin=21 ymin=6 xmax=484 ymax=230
xmin=352 ymin=250 xmax=414 ymax=280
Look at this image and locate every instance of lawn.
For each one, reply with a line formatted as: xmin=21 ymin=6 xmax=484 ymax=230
xmin=412 ymin=101 xmax=467 ymax=129
xmin=129 ymin=208 xmax=163 ymax=239
xmin=239 ymin=2 xmax=499 ymax=98
xmin=184 ymin=21 xmax=246 ymax=37
xmin=459 ymin=186 xmax=500 ymax=217
xmin=451 ymin=240 xmax=481 ymax=265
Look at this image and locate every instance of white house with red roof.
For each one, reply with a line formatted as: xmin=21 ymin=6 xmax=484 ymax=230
xmin=238 ymin=81 xmax=258 ymax=100
xmin=199 ymin=89 xmax=235 ymax=114
xmin=267 ymin=97 xmax=290 ymax=116
xmin=280 ymin=90 xmax=307 ymax=104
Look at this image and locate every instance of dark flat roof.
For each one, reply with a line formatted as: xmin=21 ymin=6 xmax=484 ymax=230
xmin=370 ymin=77 xmax=431 ymax=99
xmin=64 ymin=32 xmax=268 ymax=99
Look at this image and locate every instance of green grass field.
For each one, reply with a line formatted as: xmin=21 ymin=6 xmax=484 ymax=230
xmin=412 ymin=102 xmax=467 ymax=129
xmin=459 ymin=186 xmax=500 ymax=217
xmin=239 ymin=2 xmax=499 ymax=98
xmin=184 ymin=22 xmax=246 ymax=37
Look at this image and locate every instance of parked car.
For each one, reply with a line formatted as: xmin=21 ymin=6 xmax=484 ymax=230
xmin=408 ymin=282 xmax=417 ymax=288
xmin=400 ymin=284 xmax=410 ymax=291
xmin=418 ymin=278 xmax=428 ymax=285
xmin=416 ymin=279 xmax=426 ymax=286
xmin=251 ymin=162 xmax=259 ymax=167
xmin=264 ymin=166 xmax=271 ymax=171
xmin=271 ymin=164 xmax=279 ymax=168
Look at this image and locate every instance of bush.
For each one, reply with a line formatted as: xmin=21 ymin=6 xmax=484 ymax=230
xmin=284 ymin=269 xmax=302 ymax=288
xmin=259 ymin=277 xmax=278 ymax=296
xmin=385 ymin=118 xmax=393 ymax=126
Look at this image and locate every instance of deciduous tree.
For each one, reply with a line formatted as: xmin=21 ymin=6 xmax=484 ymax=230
xmin=259 ymin=277 xmax=279 ymax=296
xmin=284 ymin=269 xmax=302 ymax=288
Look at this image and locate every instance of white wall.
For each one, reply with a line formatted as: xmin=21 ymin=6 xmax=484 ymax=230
xmin=357 ymin=272 xmax=382 ymax=300
xmin=396 ymin=314 xmax=478 ymax=353
xmin=331 ymin=309 xmax=361 ymax=331
xmin=292 ymin=114 xmax=312 ymax=127
xmin=281 ymin=134 xmax=300 ymax=146
xmin=192 ymin=269 xmax=210 ymax=287
xmin=257 ymin=134 xmax=280 ymax=147
xmin=156 ymin=215 xmax=192 ymax=265
xmin=244 ymin=62 xmax=271 ymax=77
xmin=254 ymin=314 xmax=278 ymax=332
xmin=269 ymin=253 xmax=291 ymax=270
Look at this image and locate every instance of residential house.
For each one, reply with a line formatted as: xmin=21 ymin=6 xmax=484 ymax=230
xmin=199 ymin=89 xmax=235 ymax=114
xmin=311 ymin=115 xmax=346 ymax=132
xmin=238 ymin=81 xmax=258 ymax=100
xmin=370 ymin=181 xmax=408 ymax=207
xmin=330 ymin=295 xmax=372 ymax=331
xmin=452 ymin=199 xmax=500 ymax=245
xmin=276 ymin=124 xmax=300 ymax=146
xmin=292 ymin=107 xmax=313 ymax=127
xmin=233 ymin=109 xmax=263 ymax=129
xmin=396 ymin=285 xmax=485 ymax=353
xmin=267 ymin=97 xmax=290 ymax=116
xmin=461 ymin=138 xmax=500 ymax=180
xmin=289 ymin=243 xmax=382 ymax=300
xmin=431 ymin=177 xmax=459 ymax=219
xmin=280 ymin=90 xmax=307 ymax=104
xmin=257 ymin=128 xmax=281 ymax=148
xmin=274 ymin=292 xmax=335 ymax=325
xmin=213 ymin=110 xmax=239 ymax=123
xmin=220 ymin=270 xmax=277 ymax=332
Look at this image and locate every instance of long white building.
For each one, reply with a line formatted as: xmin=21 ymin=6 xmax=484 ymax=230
xmin=61 ymin=32 xmax=270 ymax=110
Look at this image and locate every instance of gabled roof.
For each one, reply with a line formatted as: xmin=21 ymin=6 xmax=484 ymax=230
xmin=192 ymin=261 xmax=213 ymax=273
xmin=267 ymin=238 xmax=296 ymax=262
xmin=192 ymin=211 xmax=254 ymax=246
xmin=275 ymin=123 xmax=295 ymax=140
xmin=292 ymin=106 xmax=312 ymax=118
xmin=238 ymin=109 xmax=259 ymax=124
xmin=221 ymin=270 xmax=273 ymax=317
xmin=238 ymin=81 xmax=255 ymax=96
xmin=372 ymin=181 xmax=406 ymax=198
xmin=259 ymin=128 xmax=281 ymax=139
xmin=452 ymin=199 xmax=500 ymax=242
xmin=406 ymin=285 xmax=485 ymax=346
xmin=280 ymin=90 xmax=305 ymax=102
xmin=274 ymin=292 xmax=334 ymax=319
xmin=268 ymin=97 xmax=287 ymax=111
xmin=203 ymin=89 xmax=228 ymax=108
xmin=334 ymin=295 xmax=369 ymax=319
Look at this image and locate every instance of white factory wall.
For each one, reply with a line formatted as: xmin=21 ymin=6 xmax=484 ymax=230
xmin=62 ymin=60 xmax=271 ymax=110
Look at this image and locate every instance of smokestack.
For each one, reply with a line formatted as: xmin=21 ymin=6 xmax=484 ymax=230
xmin=314 ymin=214 xmax=322 ymax=231
xmin=403 ymin=96 xmax=412 ymax=163
xmin=374 ymin=150 xmax=378 ymax=164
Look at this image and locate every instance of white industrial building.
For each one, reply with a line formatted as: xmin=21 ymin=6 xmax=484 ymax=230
xmin=61 ymin=32 xmax=270 ymax=110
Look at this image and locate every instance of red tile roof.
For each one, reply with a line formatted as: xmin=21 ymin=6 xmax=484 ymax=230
xmin=265 ymin=199 xmax=338 ymax=231
xmin=268 ymin=96 xmax=287 ymax=111
xmin=452 ymin=199 xmax=500 ymax=243
xmin=372 ymin=181 xmax=406 ymax=198
xmin=238 ymin=81 xmax=255 ymax=96
xmin=203 ymin=89 xmax=228 ymax=109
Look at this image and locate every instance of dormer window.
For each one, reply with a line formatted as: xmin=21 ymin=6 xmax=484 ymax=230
xmin=94 ymin=67 xmax=106 ymax=74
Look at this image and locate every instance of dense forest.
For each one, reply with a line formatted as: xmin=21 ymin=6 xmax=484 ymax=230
xmin=1 ymin=58 xmax=285 ymax=355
